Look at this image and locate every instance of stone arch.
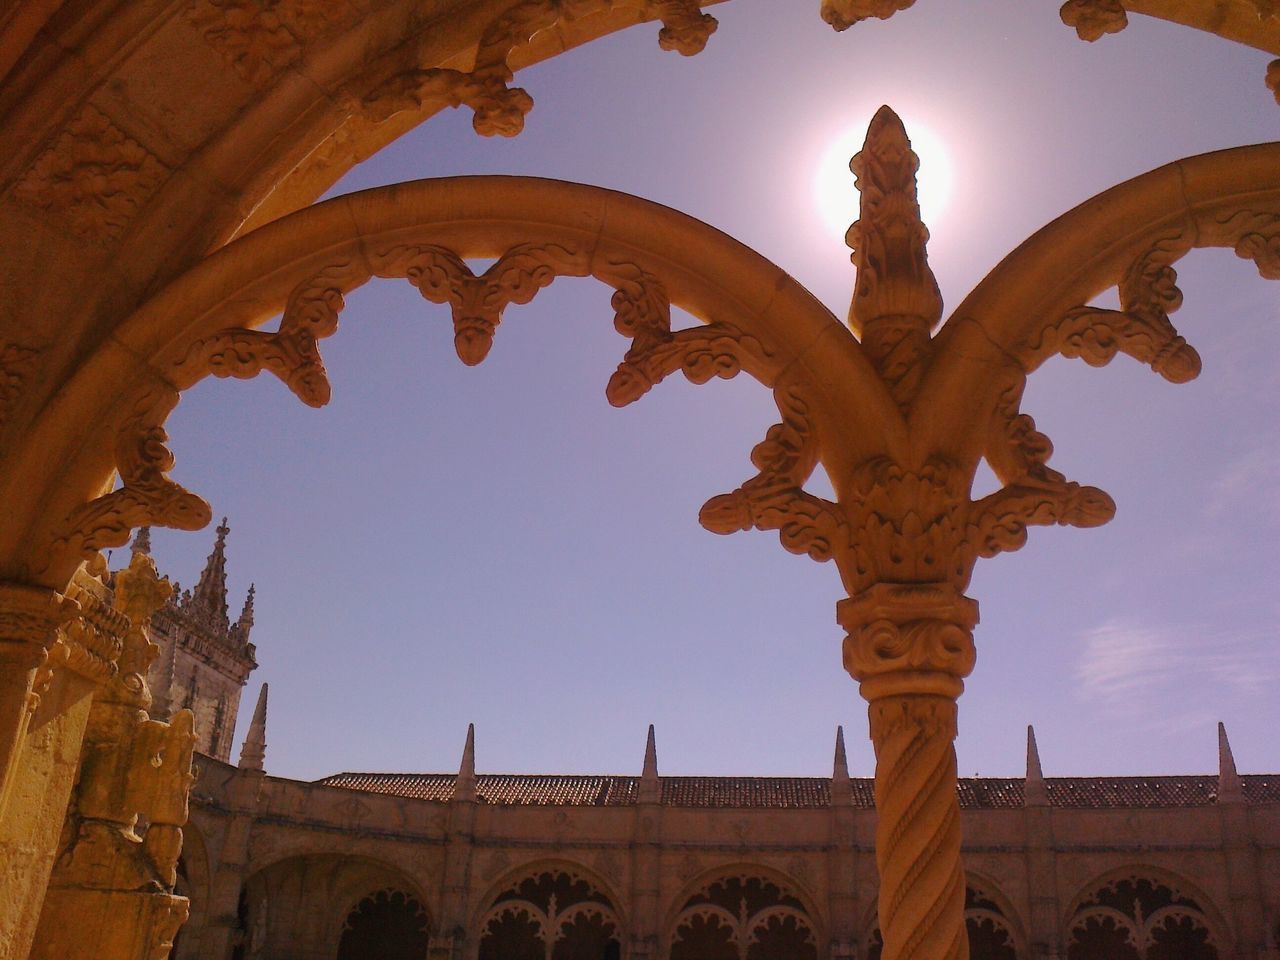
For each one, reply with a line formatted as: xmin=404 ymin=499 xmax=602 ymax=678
xmin=474 ymin=861 xmax=624 ymax=960
xmin=237 ymin=853 xmax=432 ymax=960
xmin=12 ymin=173 xmax=898 ymax=597
xmin=1062 ymin=866 xmax=1230 ymax=960
xmin=666 ymin=864 xmax=823 ymax=960
xmin=862 ymin=873 xmax=1026 ymax=960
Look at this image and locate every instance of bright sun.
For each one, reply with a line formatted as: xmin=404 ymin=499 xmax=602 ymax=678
xmin=814 ymin=116 xmax=953 ymax=243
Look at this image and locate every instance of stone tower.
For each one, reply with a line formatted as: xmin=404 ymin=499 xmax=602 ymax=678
xmin=132 ymin=520 xmax=258 ymax=762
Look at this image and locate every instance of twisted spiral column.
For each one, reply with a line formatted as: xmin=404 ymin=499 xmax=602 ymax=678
xmin=840 ymin=584 xmax=978 ymax=960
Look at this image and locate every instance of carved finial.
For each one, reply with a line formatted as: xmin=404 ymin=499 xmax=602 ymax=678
xmin=1025 ymin=725 xmax=1047 ymax=806
xmin=238 ymin=683 xmax=268 ymax=771
xmin=1218 ymin=722 xmax=1244 ymax=804
xmin=456 ymin=723 xmax=477 ymax=802
xmin=640 ymin=724 xmax=659 ymax=803
xmin=847 ymin=105 xmax=942 ymax=404
xmin=190 ymin=517 xmax=232 ymax=634
xmin=130 ymin=526 xmax=152 ymax=557
xmin=230 ymin=584 xmax=255 ymax=646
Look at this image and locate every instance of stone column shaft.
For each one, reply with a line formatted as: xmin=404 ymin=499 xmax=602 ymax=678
xmin=841 ymin=584 xmax=977 ymax=960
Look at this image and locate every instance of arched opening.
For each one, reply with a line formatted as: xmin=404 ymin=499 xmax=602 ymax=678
xmin=1065 ymin=874 xmax=1220 ymax=960
xmin=337 ymin=888 xmax=431 ymax=960
xmin=478 ymin=867 xmax=621 ymax=960
xmin=866 ymin=883 xmax=1021 ymax=960
xmin=670 ymin=873 xmax=818 ymax=960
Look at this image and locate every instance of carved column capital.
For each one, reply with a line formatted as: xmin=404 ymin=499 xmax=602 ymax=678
xmin=837 ymin=582 xmax=977 ymax=701
xmin=0 ymin=582 xmax=79 ymax=666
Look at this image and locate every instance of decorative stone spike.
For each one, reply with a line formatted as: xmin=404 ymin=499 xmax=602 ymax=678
xmin=834 ymin=725 xmax=850 ymax=783
xmin=130 ymin=526 xmax=152 ymax=557
xmin=1218 ymin=722 xmax=1243 ymax=804
xmin=237 ymin=684 xmax=268 ymax=771
xmin=456 ymin=723 xmax=476 ymax=803
xmin=640 ymin=724 xmax=659 ymax=804
xmin=1025 ymin=725 xmax=1047 ymax=806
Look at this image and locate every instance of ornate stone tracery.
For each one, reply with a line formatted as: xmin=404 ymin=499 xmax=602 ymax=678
xmin=479 ymin=866 xmax=622 ymax=960
xmin=670 ymin=873 xmax=819 ymax=960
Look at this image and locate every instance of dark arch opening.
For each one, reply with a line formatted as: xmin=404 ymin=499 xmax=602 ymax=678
xmin=337 ymin=888 xmax=431 ymax=960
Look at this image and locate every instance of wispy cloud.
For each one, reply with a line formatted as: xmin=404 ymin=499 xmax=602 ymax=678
xmin=1074 ymin=619 xmax=1278 ymax=728
xmin=1207 ymin=446 xmax=1280 ymax=525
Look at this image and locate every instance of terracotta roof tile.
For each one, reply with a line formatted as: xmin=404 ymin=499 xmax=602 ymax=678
xmin=314 ymin=773 xmax=1280 ymax=809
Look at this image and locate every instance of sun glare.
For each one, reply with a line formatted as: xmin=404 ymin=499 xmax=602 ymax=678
xmin=814 ymin=115 xmax=953 ymax=243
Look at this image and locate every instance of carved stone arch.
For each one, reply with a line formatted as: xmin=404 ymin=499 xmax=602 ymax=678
xmin=336 ymin=887 xmax=432 ymax=960
xmin=665 ymin=862 xmax=825 ymax=960
xmin=475 ymin=859 xmax=624 ymax=960
xmin=962 ymin=874 xmax=1025 ymax=960
xmin=915 ymin=142 xmax=1280 ymax=485
xmin=8 ymin=174 xmax=902 ymax=596
xmin=171 ymin=816 xmax=213 ymax=959
xmin=237 ymin=852 xmax=433 ymax=959
xmin=470 ymin=857 xmax=628 ymax=934
xmin=1062 ymin=865 xmax=1231 ymax=960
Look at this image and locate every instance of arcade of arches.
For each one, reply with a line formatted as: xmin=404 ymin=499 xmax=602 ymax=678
xmin=1 ymin=2 xmax=1279 ymax=959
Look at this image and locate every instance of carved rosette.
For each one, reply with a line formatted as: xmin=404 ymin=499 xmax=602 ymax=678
xmin=1059 ymin=0 xmax=1128 ymax=41
xmin=839 ymin=583 xmax=976 ymax=960
xmin=13 ymin=106 xmax=166 ymax=241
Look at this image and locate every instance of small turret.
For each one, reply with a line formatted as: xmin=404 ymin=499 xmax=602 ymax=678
xmin=1025 ymin=725 xmax=1047 ymax=807
xmin=455 ymin=724 xmax=477 ymax=803
xmin=1218 ymin=722 xmax=1243 ymax=804
xmin=229 ymin=584 xmax=255 ymax=647
xmin=238 ymin=683 xmax=268 ymax=772
xmin=639 ymin=724 xmax=659 ymax=804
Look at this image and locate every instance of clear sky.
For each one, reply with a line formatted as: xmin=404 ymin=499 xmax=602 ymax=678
xmin=140 ymin=0 xmax=1279 ymax=782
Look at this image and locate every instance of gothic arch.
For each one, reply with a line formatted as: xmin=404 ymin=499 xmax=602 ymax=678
xmin=1062 ymin=866 xmax=1230 ymax=960
xmin=474 ymin=861 xmax=624 ymax=960
xmin=336 ymin=887 xmax=431 ymax=960
xmin=665 ymin=863 xmax=824 ymax=960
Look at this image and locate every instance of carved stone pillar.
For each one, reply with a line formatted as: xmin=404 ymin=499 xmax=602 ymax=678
xmin=31 ymin=552 xmax=196 ymax=960
xmin=840 ymin=583 xmax=977 ymax=960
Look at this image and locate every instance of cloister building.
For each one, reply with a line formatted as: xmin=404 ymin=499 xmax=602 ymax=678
xmin=136 ymin=533 xmax=1279 ymax=960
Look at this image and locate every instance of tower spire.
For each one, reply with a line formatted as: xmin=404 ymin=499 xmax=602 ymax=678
xmin=455 ymin=723 xmax=477 ymax=802
xmin=190 ymin=517 xmax=232 ymax=633
xmin=639 ymin=724 xmax=659 ymax=803
xmin=130 ymin=525 xmax=152 ymax=557
xmin=1025 ymin=725 xmax=1047 ymax=806
xmin=1218 ymin=722 xmax=1243 ymax=803
xmin=238 ymin=683 xmax=268 ymax=771
xmin=847 ymin=105 xmax=943 ymax=407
